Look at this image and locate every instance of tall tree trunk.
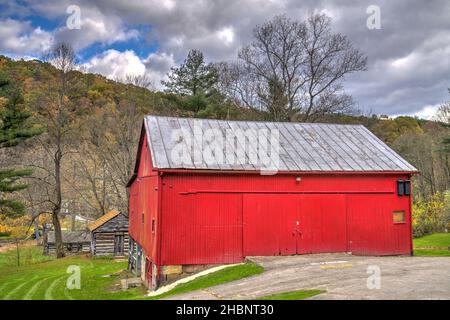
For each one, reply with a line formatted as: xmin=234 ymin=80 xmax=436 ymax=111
xmin=15 ymin=238 xmax=20 ymax=267
xmin=53 ymin=134 xmax=65 ymax=258
xmin=52 ymin=211 xmax=64 ymax=258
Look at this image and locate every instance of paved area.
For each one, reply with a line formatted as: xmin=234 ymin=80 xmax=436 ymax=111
xmin=166 ymin=254 xmax=450 ymax=300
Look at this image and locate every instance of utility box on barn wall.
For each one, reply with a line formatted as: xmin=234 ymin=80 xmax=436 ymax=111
xmin=127 ymin=116 xmax=418 ymax=290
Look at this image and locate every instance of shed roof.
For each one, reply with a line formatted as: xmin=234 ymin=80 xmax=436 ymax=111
xmin=88 ymin=210 xmax=121 ymax=231
xmin=46 ymin=230 xmax=91 ymax=244
xmin=140 ymin=115 xmax=417 ymax=173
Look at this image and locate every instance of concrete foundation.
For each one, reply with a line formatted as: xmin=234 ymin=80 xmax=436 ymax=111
xmin=154 ymin=264 xmax=222 ymax=290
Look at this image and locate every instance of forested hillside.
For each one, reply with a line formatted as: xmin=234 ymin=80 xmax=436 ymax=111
xmin=0 ymin=53 xmax=264 ymax=220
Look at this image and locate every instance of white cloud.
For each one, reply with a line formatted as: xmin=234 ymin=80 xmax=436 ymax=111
xmin=54 ymin=7 xmax=139 ymax=51
xmin=143 ymin=52 xmax=175 ymax=88
xmin=0 ymin=19 xmax=53 ymax=55
xmin=217 ymin=27 xmax=234 ymax=46
xmin=83 ymin=49 xmax=146 ymax=80
xmin=412 ymin=104 xmax=441 ymax=120
xmin=160 ymin=0 xmax=176 ymax=10
xmin=83 ymin=49 xmax=175 ymax=88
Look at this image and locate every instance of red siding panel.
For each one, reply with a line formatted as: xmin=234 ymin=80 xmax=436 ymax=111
xmin=347 ymin=194 xmax=411 ymax=255
xmin=161 ymin=189 xmax=243 ymax=265
xmin=158 ymin=172 xmax=412 ymax=265
xmin=298 ymin=194 xmax=347 ymax=254
xmin=242 ymin=194 xmax=347 ymax=256
xmin=243 ymin=194 xmax=297 ymax=256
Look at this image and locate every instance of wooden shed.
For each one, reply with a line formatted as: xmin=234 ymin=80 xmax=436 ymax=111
xmin=44 ymin=231 xmax=91 ymax=256
xmin=128 ymin=116 xmax=418 ymax=290
xmin=88 ymin=210 xmax=129 ymax=257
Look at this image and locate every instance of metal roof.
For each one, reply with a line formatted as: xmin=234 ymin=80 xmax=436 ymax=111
xmin=46 ymin=231 xmax=91 ymax=243
xmin=143 ymin=115 xmax=417 ymax=172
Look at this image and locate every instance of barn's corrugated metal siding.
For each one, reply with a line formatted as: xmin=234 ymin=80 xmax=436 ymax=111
xmin=159 ymin=172 xmax=413 ymax=265
xmin=144 ymin=116 xmax=417 ymax=172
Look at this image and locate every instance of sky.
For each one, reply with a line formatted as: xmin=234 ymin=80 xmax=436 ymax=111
xmin=0 ymin=0 xmax=449 ymax=118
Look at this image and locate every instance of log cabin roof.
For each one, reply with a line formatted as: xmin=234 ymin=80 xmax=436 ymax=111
xmin=88 ymin=210 xmax=121 ymax=231
xmin=46 ymin=230 xmax=91 ymax=244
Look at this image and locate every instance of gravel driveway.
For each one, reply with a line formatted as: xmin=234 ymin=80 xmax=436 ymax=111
xmin=166 ymin=253 xmax=450 ymax=300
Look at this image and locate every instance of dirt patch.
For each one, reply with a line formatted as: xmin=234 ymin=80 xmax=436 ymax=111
xmin=105 ymin=269 xmax=143 ymax=293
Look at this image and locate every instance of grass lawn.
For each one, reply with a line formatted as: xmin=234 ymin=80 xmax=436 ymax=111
xmin=258 ymin=289 xmax=324 ymax=300
xmin=149 ymin=262 xmax=264 ymax=300
xmin=0 ymin=244 xmax=54 ymax=268
xmin=413 ymin=233 xmax=450 ymax=257
xmin=0 ymin=245 xmax=265 ymax=300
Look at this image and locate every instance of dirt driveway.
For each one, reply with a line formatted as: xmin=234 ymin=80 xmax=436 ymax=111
xmin=166 ymin=253 xmax=450 ymax=300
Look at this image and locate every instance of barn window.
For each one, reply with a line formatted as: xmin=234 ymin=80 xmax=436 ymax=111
xmin=393 ymin=211 xmax=405 ymax=223
xmin=142 ymin=212 xmax=144 ymax=224
xmin=404 ymin=180 xmax=411 ymax=196
xmin=397 ymin=180 xmax=411 ymax=196
xmin=397 ymin=180 xmax=404 ymax=196
xmin=151 ymin=218 xmax=155 ymax=234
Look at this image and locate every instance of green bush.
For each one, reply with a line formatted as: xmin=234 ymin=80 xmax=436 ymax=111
xmin=413 ymin=192 xmax=449 ymax=238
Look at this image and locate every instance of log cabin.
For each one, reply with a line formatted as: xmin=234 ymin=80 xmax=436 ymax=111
xmin=88 ymin=210 xmax=129 ymax=257
xmin=44 ymin=230 xmax=91 ymax=256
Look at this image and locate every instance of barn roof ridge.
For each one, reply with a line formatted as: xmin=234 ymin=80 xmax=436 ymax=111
xmin=145 ymin=114 xmax=366 ymax=128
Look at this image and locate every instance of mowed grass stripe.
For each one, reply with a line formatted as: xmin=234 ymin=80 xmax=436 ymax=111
xmin=3 ymin=276 xmax=39 ymax=300
xmin=64 ymin=287 xmax=74 ymax=300
xmin=23 ymin=276 xmax=59 ymax=300
xmin=0 ymin=275 xmax=28 ymax=296
xmin=45 ymin=276 xmax=66 ymax=300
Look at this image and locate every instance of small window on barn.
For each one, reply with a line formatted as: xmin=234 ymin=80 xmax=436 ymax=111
xmin=151 ymin=218 xmax=155 ymax=234
xmin=393 ymin=211 xmax=405 ymax=223
xmin=142 ymin=212 xmax=144 ymax=224
xmin=404 ymin=180 xmax=411 ymax=196
xmin=397 ymin=180 xmax=404 ymax=196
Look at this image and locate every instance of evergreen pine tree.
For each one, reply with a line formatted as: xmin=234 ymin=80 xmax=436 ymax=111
xmin=0 ymin=76 xmax=42 ymax=217
xmin=162 ymin=49 xmax=218 ymax=95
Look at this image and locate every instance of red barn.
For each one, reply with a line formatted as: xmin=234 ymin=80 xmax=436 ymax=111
xmin=127 ymin=116 xmax=417 ymax=289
